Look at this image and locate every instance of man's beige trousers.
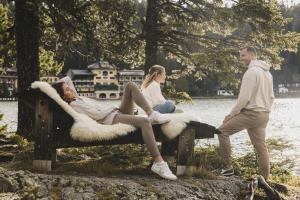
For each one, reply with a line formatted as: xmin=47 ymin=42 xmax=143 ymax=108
xmin=218 ymin=109 xmax=270 ymax=179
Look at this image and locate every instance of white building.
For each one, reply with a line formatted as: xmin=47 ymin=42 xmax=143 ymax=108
xmin=217 ymin=90 xmax=234 ymax=96
xmin=278 ymin=86 xmax=289 ymax=94
xmin=0 ymin=68 xmax=18 ymax=97
xmin=66 ymin=69 xmax=95 ymax=97
xmin=118 ymin=70 xmax=145 ymax=96
xmin=87 ymin=61 xmax=120 ymax=99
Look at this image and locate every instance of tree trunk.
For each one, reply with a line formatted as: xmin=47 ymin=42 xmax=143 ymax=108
xmin=15 ymin=0 xmax=40 ymax=140
xmin=144 ymin=0 xmax=159 ymax=73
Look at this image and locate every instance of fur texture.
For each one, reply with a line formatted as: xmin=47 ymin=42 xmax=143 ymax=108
xmin=31 ymin=81 xmax=199 ymax=142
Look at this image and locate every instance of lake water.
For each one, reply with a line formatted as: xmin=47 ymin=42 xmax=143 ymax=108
xmin=0 ymin=98 xmax=300 ymax=175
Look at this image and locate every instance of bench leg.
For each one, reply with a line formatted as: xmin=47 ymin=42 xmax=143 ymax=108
xmin=161 ymin=139 xmax=178 ymax=157
xmin=33 ymin=97 xmax=55 ymax=171
xmin=33 ymin=160 xmax=52 ymax=171
xmin=33 ymin=142 xmax=56 ymax=171
xmin=176 ymin=126 xmax=195 ymax=176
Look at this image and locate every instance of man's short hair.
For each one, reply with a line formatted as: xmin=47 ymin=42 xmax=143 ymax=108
xmin=240 ymin=46 xmax=257 ymax=55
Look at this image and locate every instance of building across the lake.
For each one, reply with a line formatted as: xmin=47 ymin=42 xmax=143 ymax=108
xmin=87 ymin=61 xmax=119 ymax=99
xmin=66 ymin=62 xmax=145 ymax=99
xmin=0 ymin=61 xmax=145 ymax=100
xmin=0 ymin=68 xmax=18 ymax=98
xmin=118 ymin=69 xmax=145 ymax=96
xmin=66 ymin=69 xmax=95 ymax=97
xmin=66 ymin=61 xmax=119 ymax=99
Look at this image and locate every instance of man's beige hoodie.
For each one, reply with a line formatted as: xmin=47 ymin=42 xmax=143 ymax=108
xmin=230 ymin=59 xmax=275 ymax=116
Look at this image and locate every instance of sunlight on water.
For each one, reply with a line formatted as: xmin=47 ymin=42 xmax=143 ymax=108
xmin=1 ymin=98 xmax=300 ymax=175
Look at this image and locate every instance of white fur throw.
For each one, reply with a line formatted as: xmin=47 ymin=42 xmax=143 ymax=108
xmin=31 ymin=81 xmax=199 ymax=142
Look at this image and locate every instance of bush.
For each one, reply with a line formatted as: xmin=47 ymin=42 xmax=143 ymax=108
xmin=193 ymin=138 xmax=300 ymax=187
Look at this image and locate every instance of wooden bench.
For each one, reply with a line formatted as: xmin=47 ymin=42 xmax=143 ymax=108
xmin=32 ymin=90 xmax=216 ymax=175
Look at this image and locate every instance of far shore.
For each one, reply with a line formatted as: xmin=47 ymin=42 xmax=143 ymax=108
xmin=1 ymin=94 xmax=300 ymax=102
xmin=192 ymin=94 xmax=300 ymax=99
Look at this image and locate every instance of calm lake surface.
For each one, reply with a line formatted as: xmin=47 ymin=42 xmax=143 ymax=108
xmin=1 ymin=98 xmax=299 ymax=175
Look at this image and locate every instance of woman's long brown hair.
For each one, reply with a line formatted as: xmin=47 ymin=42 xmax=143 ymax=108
xmin=142 ymin=65 xmax=165 ymax=88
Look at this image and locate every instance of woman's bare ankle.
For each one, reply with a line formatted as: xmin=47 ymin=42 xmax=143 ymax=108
xmin=154 ymin=155 xmax=164 ymax=163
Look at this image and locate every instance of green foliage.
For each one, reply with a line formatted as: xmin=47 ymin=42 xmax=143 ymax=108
xmin=163 ymin=85 xmax=193 ymax=104
xmin=0 ymin=114 xmax=30 ymax=151
xmin=54 ymin=144 xmax=152 ymax=176
xmin=267 ymin=138 xmax=294 ymax=152
xmin=154 ymin=0 xmax=300 ymax=89
xmin=39 ymin=47 xmax=63 ymax=76
xmin=5 ymin=0 xmax=300 ymax=93
xmin=40 ymin=0 xmax=144 ymax=69
xmin=193 ymin=138 xmax=300 ymax=187
xmin=0 ymin=113 xmax=7 ymax=134
xmin=9 ymin=134 xmax=31 ymax=150
xmin=3 ymin=134 xmax=300 ymax=187
xmin=0 ymin=2 xmax=15 ymax=69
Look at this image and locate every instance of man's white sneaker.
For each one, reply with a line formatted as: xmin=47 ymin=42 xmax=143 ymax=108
xmin=151 ymin=161 xmax=178 ymax=181
xmin=149 ymin=111 xmax=170 ymax=124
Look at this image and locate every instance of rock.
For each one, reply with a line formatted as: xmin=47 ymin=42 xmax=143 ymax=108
xmin=37 ymin=197 xmax=52 ymax=200
xmin=36 ymin=186 xmax=48 ymax=198
xmin=76 ymin=186 xmax=84 ymax=193
xmin=0 ymin=192 xmax=20 ymax=200
xmin=0 ymin=167 xmax=298 ymax=199
xmin=24 ymin=193 xmax=36 ymax=200
xmin=25 ymin=177 xmax=37 ymax=187
xmin=84 ymin=186 xmax=94 ymax=193
xmin=82 ymin=192 xmax=97 ymax=200
xmin=15 ymin=170 xmax=25 ymax=176
xmin=62 ymin=187 xmax=83 ymax=200
xmin=58 ymin=177 xmax=70 ymax=187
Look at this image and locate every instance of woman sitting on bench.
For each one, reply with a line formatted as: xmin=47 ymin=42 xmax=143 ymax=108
xmin=52 ymin=76 xmax=178 ymax=180
xmin=142 ymin=65 xmax=176 ymax=114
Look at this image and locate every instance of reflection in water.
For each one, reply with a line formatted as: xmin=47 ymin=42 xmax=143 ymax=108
xmin=1 ymin=98 xmax=300 ymax=175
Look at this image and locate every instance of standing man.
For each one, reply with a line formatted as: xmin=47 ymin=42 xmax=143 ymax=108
xmin=217 ymin=46 xmax=274 ymax=180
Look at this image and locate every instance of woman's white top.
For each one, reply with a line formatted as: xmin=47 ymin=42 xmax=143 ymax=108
xmin=142 ymin=81 xmax=166 ymax=107
xmin=58 ymin=76 xmax=118 ymax=125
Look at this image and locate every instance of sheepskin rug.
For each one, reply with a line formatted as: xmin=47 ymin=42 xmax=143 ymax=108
xmin=31 ymin=81 xmax=200 ymax=142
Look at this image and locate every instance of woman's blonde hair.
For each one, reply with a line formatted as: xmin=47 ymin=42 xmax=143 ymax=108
xmin=142 ymin=65 xmax=165 ymax=88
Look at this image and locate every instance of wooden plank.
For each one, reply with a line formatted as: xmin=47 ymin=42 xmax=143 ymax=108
xmin=33 ymin=160 xmax=51 ymax=171
xmin=32 ymin=90 xmax=217 ymax=173
xmin=53 ymin=126 xmax=167 ymax=148
xmin=176 ymin=126 xmax=195 ymax=176
xmin=189 ymin=121 xmax=216 ymax=139
xmin=33 ymin=94 xmax=55 ymax=171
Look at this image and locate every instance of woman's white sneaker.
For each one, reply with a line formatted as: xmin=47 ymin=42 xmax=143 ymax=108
xmin=149 ymin=111 xmax=170 ymax=124
xmin=151 ymin=161 xmax=178 ymax=180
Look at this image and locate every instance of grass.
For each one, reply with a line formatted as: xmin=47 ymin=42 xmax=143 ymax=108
xmin=1 ymin=133 xmax=299 ymax=189
xmin=49 ymin=187 xmax=62 ymax=200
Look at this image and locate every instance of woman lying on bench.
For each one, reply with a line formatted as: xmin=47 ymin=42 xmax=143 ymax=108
xmin=52 ymin=76 xmax=178 ymax=180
